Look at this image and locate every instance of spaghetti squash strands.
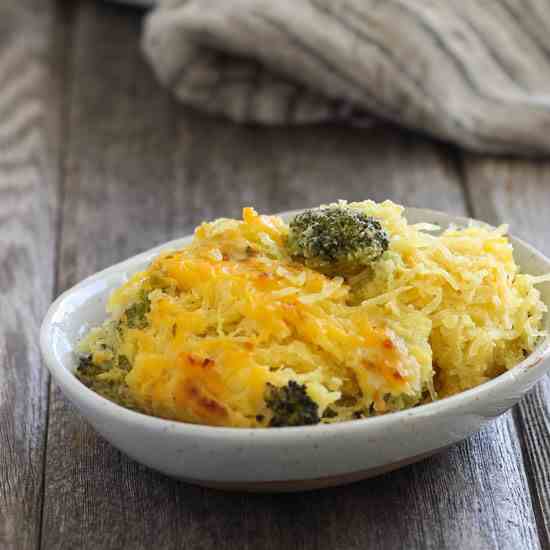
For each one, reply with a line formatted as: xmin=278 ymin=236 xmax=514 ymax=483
xmin=76 ymin=201 xmax=547 ymax=426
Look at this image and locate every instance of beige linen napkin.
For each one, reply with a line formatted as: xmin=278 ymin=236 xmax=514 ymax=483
xmin=143 ymin=0 xmax=550 ymax=155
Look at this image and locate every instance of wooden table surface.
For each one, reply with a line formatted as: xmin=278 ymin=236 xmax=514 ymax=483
xmin=2 ymin=1 xmax=550 ymax=549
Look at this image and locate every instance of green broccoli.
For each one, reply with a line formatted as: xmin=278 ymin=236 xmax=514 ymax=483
xmin=124 ymin=293 xmax=151 ymax=329
xmin=286 ymin=205 xmax=389 ymax=276
xmin=75 ymin=354 xmax=99 ymax=376
xmin=265 ymin=381 xmax=320 ymax=427
xmin=76 ymin=354 xmax=138 ymax=410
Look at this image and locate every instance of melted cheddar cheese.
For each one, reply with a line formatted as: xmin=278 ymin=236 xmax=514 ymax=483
xmin=77 ymin=201 xmax=547 ymax=427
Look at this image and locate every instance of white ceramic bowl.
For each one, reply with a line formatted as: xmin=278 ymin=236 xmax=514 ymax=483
xmin=40 ymin=208 xmax=550 ymax=492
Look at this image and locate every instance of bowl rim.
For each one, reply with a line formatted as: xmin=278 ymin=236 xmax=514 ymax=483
xmin=40 ymin=206 xmax=550 ymax=440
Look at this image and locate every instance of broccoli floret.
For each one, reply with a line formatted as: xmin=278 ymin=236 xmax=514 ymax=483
xmin=286 ymin=205 xmax=389 ymax=276
xmin=124 ymin=293 xmax=151 ymax=329
xmin=265 ymin=381 xmax=320 ymax=427
xmin=117 ymin=354 xmax=132 ymax=371
xmin=322 ymin=407 xmax=338 ymax=419
xmin=76 ymin=354 xmax=115 ymax=396
xmin=75 ymin=354 xmax=104 ymax=378
xmin=75 ymin=354 xmax=138 ymax=410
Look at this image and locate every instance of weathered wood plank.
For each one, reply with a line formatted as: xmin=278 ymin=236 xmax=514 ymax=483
xmin=41 ymin=4 xmax=183 ymax=550
xmin=463 ymin=156 xmax=550 ymax=547
xmin=41 ymin=3 xmax=541 ymax=550
xmin=0 ymin=1 xmax=66 ymax=549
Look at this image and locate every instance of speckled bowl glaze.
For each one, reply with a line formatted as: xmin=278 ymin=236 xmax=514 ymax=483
xmin=40 ymin=208 xmax=550 ymax=492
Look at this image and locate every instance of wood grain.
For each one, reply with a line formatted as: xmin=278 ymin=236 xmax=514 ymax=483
xmin=36 ymin=4 xmax=544 ymax=550
xmin=1 ymin=2 xmax=548 ymax=549
xmin=463 ymin=156 xmax=550 ymax=548
xmin=41 ymin=4 xmax=185 ymax=550
xmin=0 ymin=1 xmax=66 ymax=549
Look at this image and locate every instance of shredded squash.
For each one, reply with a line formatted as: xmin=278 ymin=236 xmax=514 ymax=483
xmin=76 ymin=201 xmax=547 ymax=427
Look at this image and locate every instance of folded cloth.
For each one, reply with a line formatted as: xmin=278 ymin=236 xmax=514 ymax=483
xmin=143 ymin=0 xmax=550 ymax=155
